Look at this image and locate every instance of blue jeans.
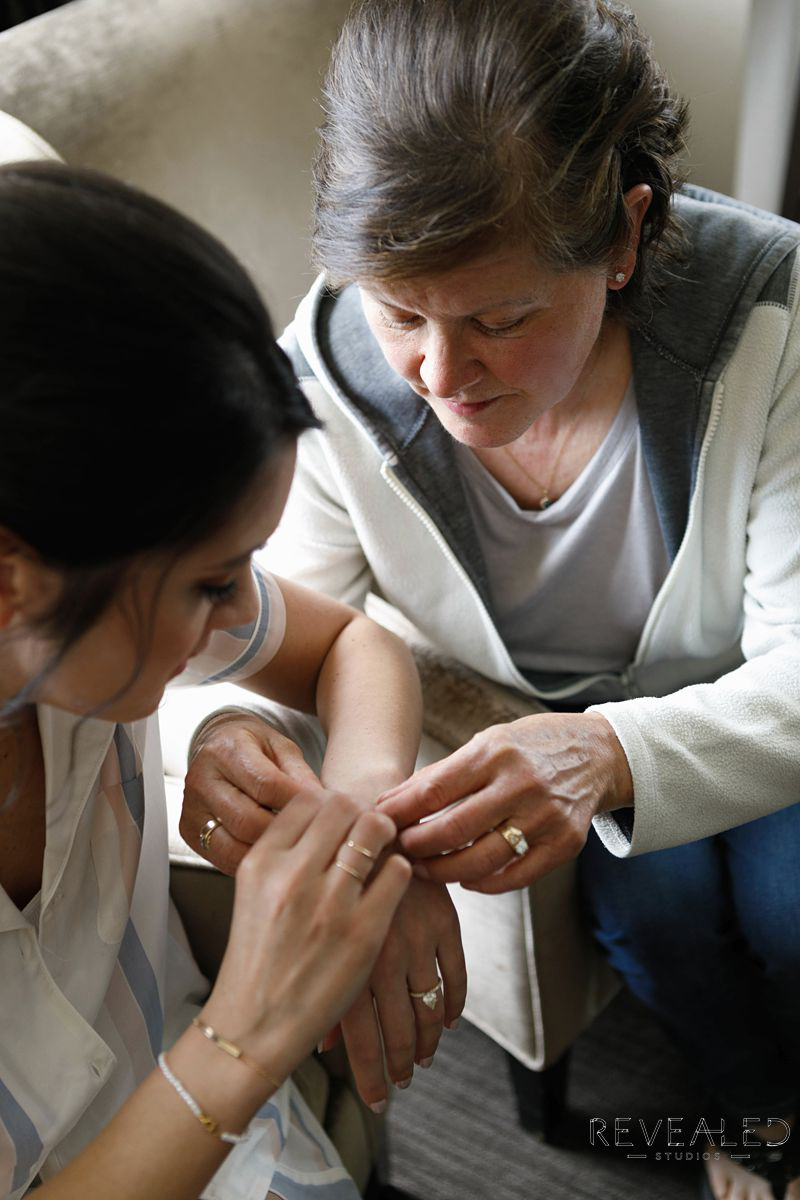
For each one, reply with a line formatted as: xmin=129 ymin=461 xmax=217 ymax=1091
xmin=579 ymin=804 xmax=800 ymax=1119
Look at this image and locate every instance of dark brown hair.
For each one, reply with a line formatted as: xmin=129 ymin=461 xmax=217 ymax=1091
xmin=313 ymin=0 xmax=689 ymax=319
xmin=0 ymin=162 xmax=318 ymax=716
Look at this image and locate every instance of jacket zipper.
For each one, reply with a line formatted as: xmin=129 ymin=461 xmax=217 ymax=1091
xmin=625 ymin=379 xmax=726 ymax=684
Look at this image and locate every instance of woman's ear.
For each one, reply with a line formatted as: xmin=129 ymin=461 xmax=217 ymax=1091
xmin=0 ymin=530 xmax=50 ymax=631
xmin=607 ymin=183 xmax=653 ymax=290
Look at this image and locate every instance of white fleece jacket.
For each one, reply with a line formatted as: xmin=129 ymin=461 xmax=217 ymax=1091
xmin=265 ymin=250 xmax=800 ymax=858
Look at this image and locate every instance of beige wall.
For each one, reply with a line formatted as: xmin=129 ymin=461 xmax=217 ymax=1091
xmin=631 ymin=0 xmax=800 ymax=213
xmin=631 ymin=0 xmax=751 ymax=196
xmin=735 ymin=0 xmax=800 ymax=212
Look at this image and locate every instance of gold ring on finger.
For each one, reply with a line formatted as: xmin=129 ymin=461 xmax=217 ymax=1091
xmin=346 ymin=839 xmax=377 ymax=861
xmin=334 ymin=859 xmax=368 ymax=884
xmin=199 ymin=816 xmax=223 ymax=852
xmin=408 ymin=976 xmax=443 ymax=1010
xmin=497 ymin=822 xmax=529 ymax=858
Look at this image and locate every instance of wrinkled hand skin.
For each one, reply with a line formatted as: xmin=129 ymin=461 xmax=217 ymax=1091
xmin=379 ymin=711 xmax=634 ymax=892
xmin=180 ymin=716 xmax=324 ymax=875
xmin=330 ymin=876 xmax=467 ymax=1111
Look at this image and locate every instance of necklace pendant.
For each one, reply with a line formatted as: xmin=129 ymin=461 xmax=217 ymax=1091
xmin=539 ymin=495 xmax=552 ymax=511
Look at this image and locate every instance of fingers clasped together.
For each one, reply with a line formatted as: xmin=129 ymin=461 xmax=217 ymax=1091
xmin=181 ymin=714 xmax=468 ymax=1112
xmin=379 ymin=711 xmax=633 ymax=892
xmin=182 ymin=713 xmax=322 ymax=874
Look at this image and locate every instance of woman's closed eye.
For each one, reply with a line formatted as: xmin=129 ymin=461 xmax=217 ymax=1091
xmin=197 ymin=579 xmax=238 ymax=605
xmin=378 ymin=310 xmax=530 ymax=337
xmin=379 ymin=310 xmax=421 ymax=331
xmin=474 ymin=315 xmax=529 ymax=336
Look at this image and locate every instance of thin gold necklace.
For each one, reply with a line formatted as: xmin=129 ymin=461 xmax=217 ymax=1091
xmin=503 ymin=402 xmax=582 ymax=510
xmin=502 ymin=329 xmax=607 ymax=511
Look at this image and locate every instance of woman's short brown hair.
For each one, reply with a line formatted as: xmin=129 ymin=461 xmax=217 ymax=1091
xmin=313 ymin=0 xmax=689 ymax=320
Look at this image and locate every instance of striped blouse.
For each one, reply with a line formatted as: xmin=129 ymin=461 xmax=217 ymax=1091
xmin=0 ymin=567 xmax=359 ymax=1200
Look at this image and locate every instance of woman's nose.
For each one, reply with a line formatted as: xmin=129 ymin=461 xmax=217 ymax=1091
xmin=418 ymin=330 xmax=482 ymax=398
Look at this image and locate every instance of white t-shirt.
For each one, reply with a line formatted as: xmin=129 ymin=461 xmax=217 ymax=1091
xmin=455 ymin=384 xmax=670 ymax=678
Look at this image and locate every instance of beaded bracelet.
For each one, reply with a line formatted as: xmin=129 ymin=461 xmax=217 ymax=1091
xmin=157 ymin=1053 xmax=248 ymax=1145
xmin=191 ymin=1017 xmax=281 ymax=1090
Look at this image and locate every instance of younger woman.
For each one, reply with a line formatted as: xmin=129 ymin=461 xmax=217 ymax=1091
xmin=0 ymin=161 xmax=419 ymax=1199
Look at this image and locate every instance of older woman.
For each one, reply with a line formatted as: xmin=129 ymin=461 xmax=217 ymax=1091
xmin=186 ymin=2 xmax=800 ymax=1197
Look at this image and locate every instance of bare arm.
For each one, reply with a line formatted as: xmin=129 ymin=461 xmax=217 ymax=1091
xmin=180 ymin=579 xmax=463 ymax=1115
xmin=180 ymin=577 xmax=422 ymax=870
xmin=249 ymin=576 xmax=423 ymax=799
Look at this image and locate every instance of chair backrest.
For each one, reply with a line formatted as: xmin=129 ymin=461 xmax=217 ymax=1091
xmin=2 ymin=0 xmax=794 ymax=322
xmin=0 ymin=0 xmax=352 ymax=329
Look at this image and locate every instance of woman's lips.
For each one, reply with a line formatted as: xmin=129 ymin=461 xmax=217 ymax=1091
xmin=439 ymin=396 xmax=501 ymax=417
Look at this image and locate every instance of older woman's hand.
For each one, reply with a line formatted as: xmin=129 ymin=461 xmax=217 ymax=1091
xmin=181 ymin=715 xmax=323 ymax=875
xmin=379 ymin=712 xmax=633 ymax=892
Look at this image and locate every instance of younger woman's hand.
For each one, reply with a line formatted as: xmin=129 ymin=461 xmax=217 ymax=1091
xmin=335 ymin=877 xmax=466 ymax=1111
xmin=201 ymin=789 xmax=412 ymax=1083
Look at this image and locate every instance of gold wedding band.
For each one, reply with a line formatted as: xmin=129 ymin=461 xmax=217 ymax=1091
xmin=346 ymin=839 xmax=376 ymax=861
xmin=334 ymin=859 xmax=367 ymax=884
xmin=199 ymin=816 xmax=223 ymax=852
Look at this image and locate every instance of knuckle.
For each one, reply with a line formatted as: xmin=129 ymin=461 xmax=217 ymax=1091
xmin=183 ymin=760 xmax=206 ymax=790
xmin=372 ymin=940 xmax=405 ymax=979
xmin=421 ymin=779 xmax=449 ymax=813
xmin=204 ymin=725 xmax=242 ymax=758
xmin=328 ymin=791 xmax=362 ymax=823
xmin=253 ymin=774 xmax=286 ymax=811
xmin=490 ymin=729 xmax=518 ymax=766
xmin=386 ymin=1035 xmax=416 ymax=1066
xmin=353 ymin=1044 xmax=385 ymax=1076
xmin=441 ymin=809 xmax=473 ymax=848
xmin=223 ymin=805 xmax=252 ymax=841
xmin=359 ymin=810 xmax=395 ymax=843
xmin=418 ymin=1008 xmax=444 ymax=1032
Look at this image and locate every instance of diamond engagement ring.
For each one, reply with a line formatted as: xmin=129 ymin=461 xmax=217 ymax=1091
xmin=498 ymin=823 xmax=530 ymax=857
xmin=199 ymin=816 xmax=223 ymax=852
xmin=408 ymin=976 xmax=443 ymax=1010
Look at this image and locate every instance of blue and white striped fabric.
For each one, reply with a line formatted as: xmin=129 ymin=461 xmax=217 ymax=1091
xmin=0 ymin=566 xmax=358 ymax=1200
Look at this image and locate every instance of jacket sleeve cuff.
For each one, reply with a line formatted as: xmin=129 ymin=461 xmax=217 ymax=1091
xmin=587 ymin=700 xmax=661 ymax=857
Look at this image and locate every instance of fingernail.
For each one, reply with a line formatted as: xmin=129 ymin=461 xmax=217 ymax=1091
xmin=369 ymin=1099 xmax=387 ymax=1114
xmin=446 ymin=1018 xmax=460 ymax=1031
xmin=412 ymin=862 xmax=430 ymax=880
xmin=419 ymin=1056 xmax=434 ymax=1069
xmin=395 ymin=1076 xmax=413 ymax=1090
